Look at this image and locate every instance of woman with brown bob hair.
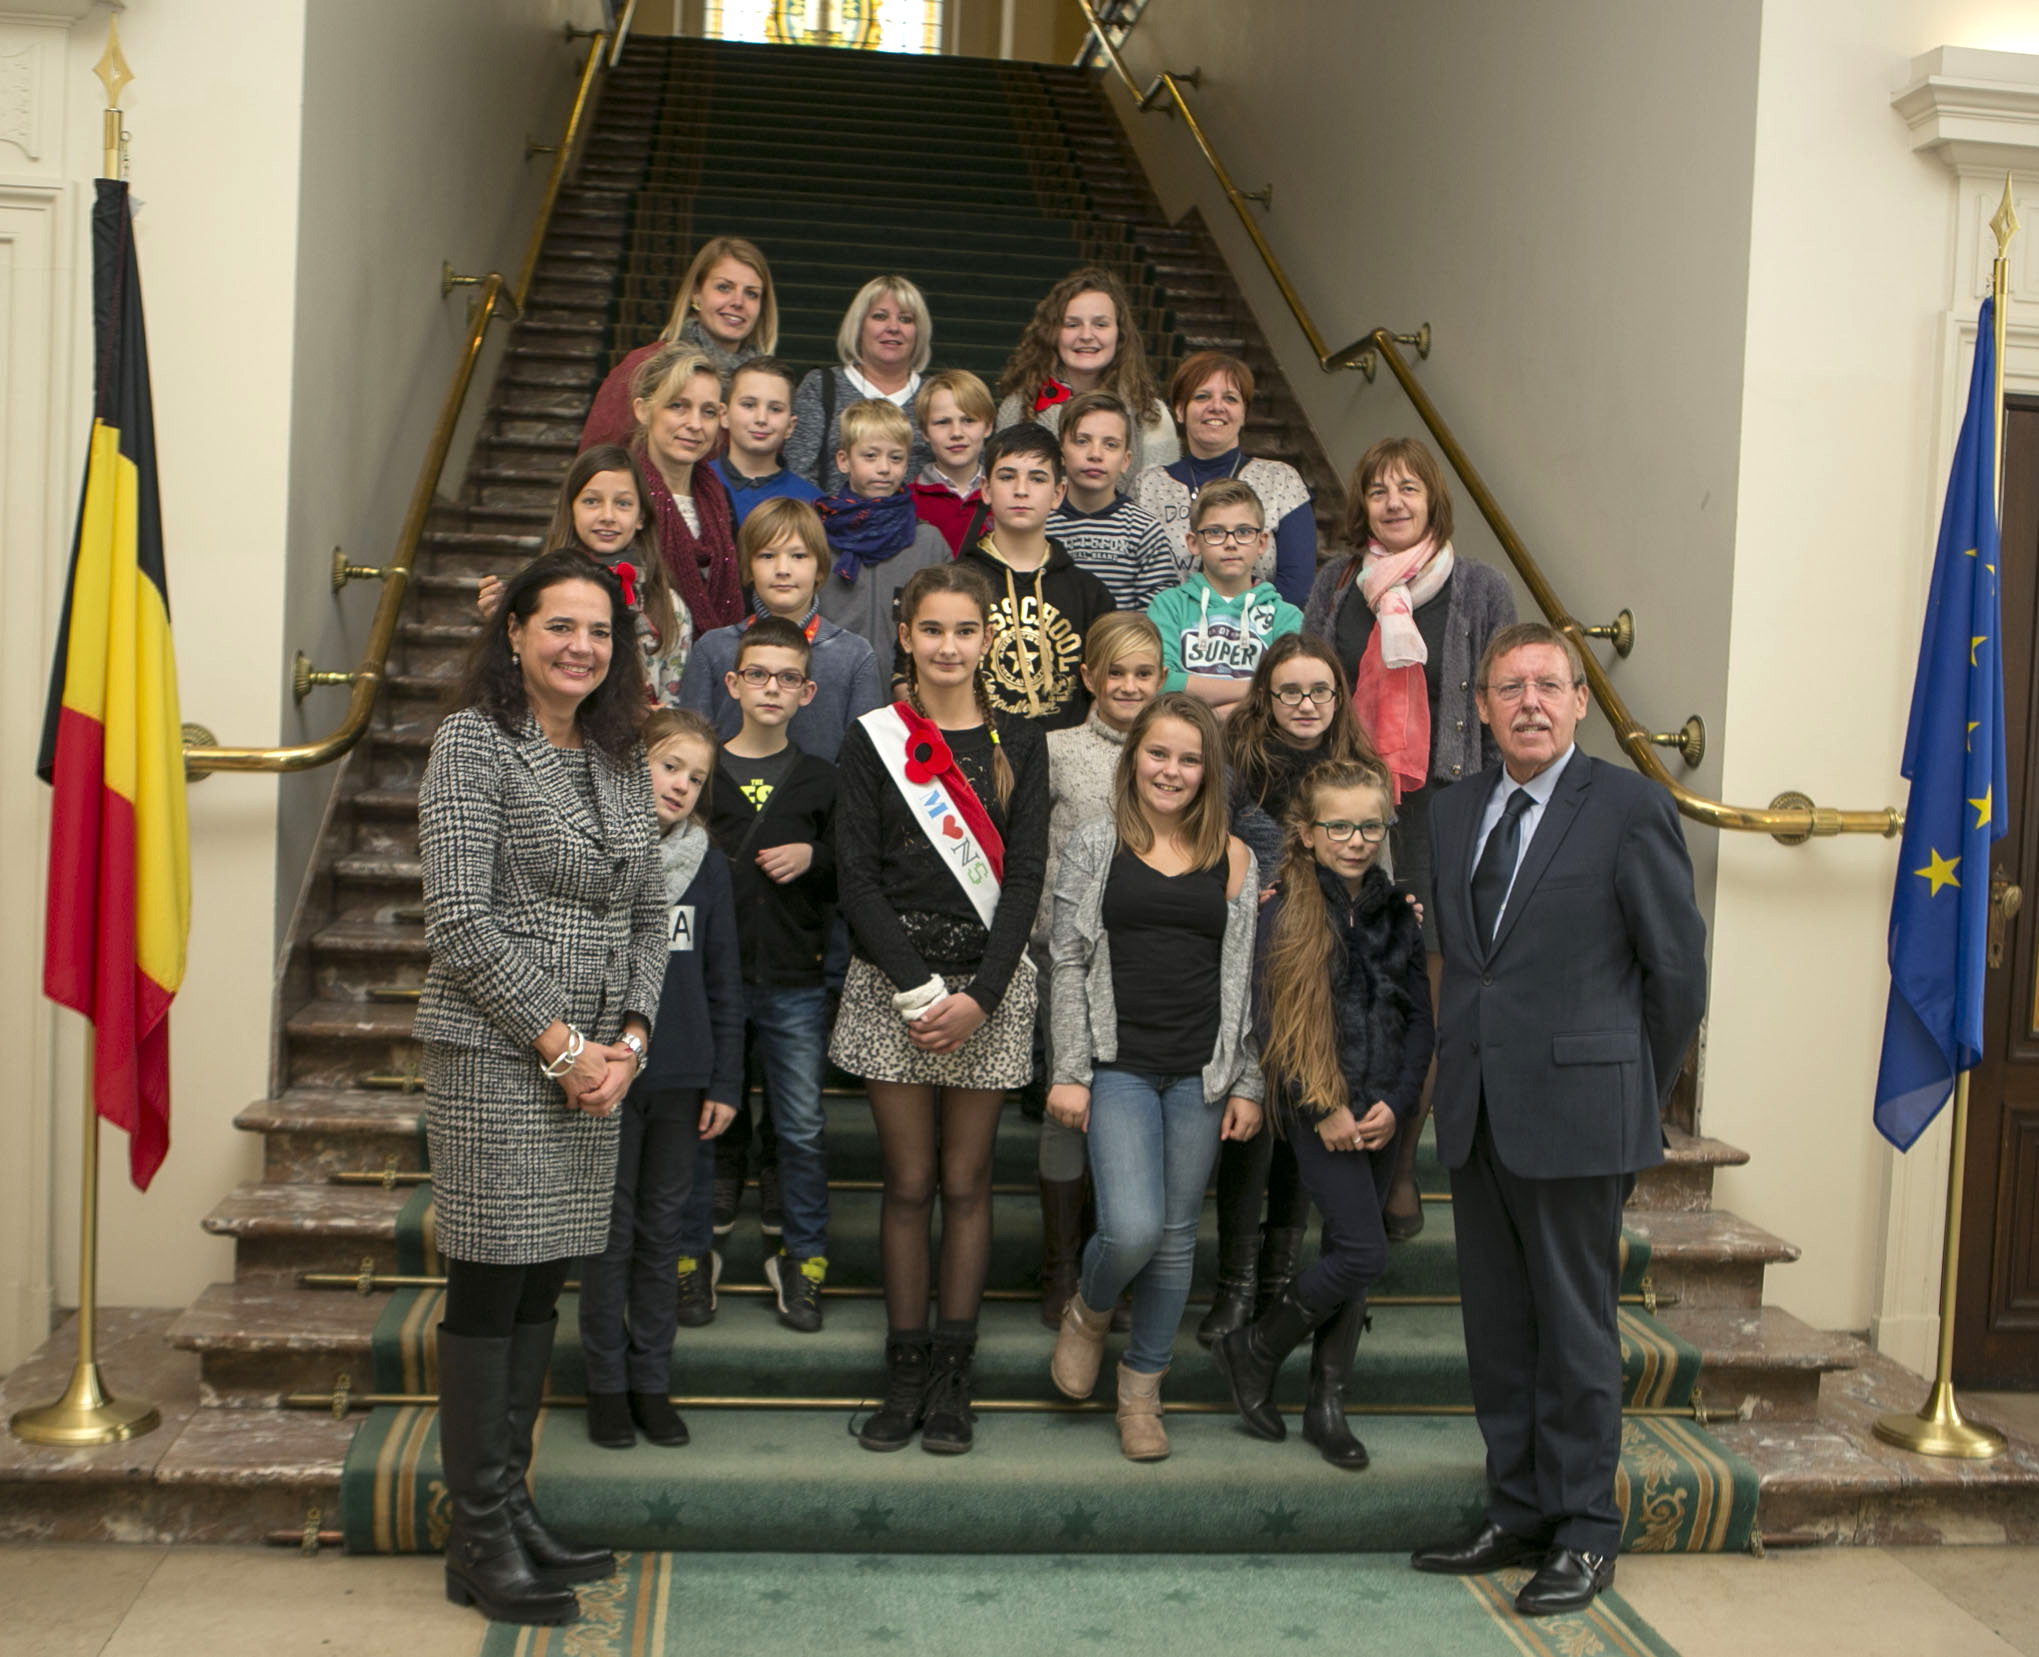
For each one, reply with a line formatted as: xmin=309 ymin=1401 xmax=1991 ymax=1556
xmin=580 ymin=235 xmax=776 ymax=450
xmin=1301 ymin=435 xmax=1514 ymax=1238
xmin=994 ymin=267 xmax=1178 ymax=480
xmin=1134 ymin=349 xmax=1316 ymax=607
xmin=1043 ymin=692 xmax=1263 ymax=1461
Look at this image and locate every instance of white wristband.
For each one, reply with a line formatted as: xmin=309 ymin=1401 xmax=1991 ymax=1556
xmin=891 ymin=976 xmax=949 ymax=1023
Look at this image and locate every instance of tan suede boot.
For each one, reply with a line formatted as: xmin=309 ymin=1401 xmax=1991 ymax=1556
xmin=1050 ymin=1289 xmax=1114 ymax=1399
xmin=1115 ymin=1361 xmax=1170 ymax=1461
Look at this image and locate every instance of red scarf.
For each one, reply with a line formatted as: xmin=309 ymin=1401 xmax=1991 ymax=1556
xmin=896 ymin=701 xmax=1005 ymax=882
xmin=635 ymin=447 xmax=742 ymax=631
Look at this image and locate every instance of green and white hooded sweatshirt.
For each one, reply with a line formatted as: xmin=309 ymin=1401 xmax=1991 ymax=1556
xmin=1145 ymin=573 xmax=1304 ymax=693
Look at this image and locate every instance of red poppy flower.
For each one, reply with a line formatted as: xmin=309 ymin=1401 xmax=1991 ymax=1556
xmin=609 ymin=561 xmax=640 ymax=608
xmin=899 ymin=705 xmax=954 ymax=785
xmin=1033 ymin=378 xmax=1072 ymax=414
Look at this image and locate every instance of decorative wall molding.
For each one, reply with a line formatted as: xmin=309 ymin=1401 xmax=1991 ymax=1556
xmin=1894 ymin=45 xmax=2039 ymax=177
xmin=0 ymin=40 xmax=39 ymax=160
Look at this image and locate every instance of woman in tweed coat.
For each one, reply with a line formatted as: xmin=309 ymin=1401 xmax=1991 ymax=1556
xmin=416 ymin=549 xmax=667 ymax=1627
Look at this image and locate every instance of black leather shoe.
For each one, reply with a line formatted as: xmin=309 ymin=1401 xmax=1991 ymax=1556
xmin=1515 ymin=1546 xmax=1615 ymax=1615
xmin=1409 ymin=1522 xmax=1552 ymax=1576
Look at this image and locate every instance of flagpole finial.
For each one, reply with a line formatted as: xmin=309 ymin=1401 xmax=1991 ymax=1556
xmin=1990 ymin=174 xmax=2019 ymax=258
xmin=91 ymin=17 xmax=132 ymax=180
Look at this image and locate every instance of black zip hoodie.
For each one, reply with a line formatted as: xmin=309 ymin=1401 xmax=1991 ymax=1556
xmin=957 ymin=535 xmax=1117 ymax=731
xmin=706 ymin=749 xmax=838 ymax=988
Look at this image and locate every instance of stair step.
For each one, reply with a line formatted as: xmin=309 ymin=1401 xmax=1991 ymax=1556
xmin=173 ymin=1280 xmax=1834 ymax=1420
xmin=1622 ymin=1209 xmax=1798 ymax=1308
xmin=1656 ymin=1306 xmax=1858 ymax=1419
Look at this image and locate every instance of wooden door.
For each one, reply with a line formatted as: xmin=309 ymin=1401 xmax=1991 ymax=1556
xmin=1960 ymin=398 xmax=2039 ymax=1388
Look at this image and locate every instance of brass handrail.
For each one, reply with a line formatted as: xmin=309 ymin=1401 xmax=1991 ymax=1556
xmin=183 ymin=11 xmax=631 ymax=774
xmin=1077 ymin=0 xmax=1902 ymax=843
xmin=1074 ymin=0 xmax=1371 ymax=373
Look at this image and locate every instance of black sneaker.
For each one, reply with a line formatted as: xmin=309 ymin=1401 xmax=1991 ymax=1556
xmin=757 ymin=1160 xmax=784 ymax=1237
xmin=765 ymin=1252 xmax=825 ymax=1333
xmin=711 ymin=1158 xmax=743 ymax=1237
xmin=673 ymin=1251 xmax=720 ymax=1328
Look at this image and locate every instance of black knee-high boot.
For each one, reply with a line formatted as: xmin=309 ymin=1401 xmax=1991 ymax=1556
xmin=1252 ymin=1225 xmax=1309 ymax=1320
xmin=1299 ymin=1300 xmax=1371 ymax=1470
xmin=505 ymin=1320 xmax=616 ymax=1586
xmin=437 ymin=1329 xmax=579 ymax=1626
xmin=1211 ymin=1284 xmax=1331 ymax=1443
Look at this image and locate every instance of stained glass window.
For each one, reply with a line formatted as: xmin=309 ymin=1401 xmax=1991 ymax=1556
xmin=703 ymin=0 xmax=943 ymax=54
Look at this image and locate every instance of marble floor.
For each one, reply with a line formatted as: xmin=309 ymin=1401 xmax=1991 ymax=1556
xmin=11 ymin=1389 xmax=2039 ymax=1657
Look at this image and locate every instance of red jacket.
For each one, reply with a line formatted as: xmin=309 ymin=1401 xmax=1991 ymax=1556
xmin=908 ymin=476 xmax=986 ymax=556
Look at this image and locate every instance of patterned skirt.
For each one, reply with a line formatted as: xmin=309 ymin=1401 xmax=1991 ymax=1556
xmin=828 ymin=955 xmax=1037 ymax=1090
xmin=423 ymin=1040 xmax=621 ymax=1264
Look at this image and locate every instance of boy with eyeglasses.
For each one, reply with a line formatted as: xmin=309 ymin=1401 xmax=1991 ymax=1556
xmin=697 ymin=613 xmax=841 ymax=1332
xmin=1146 ymin=477 xmax=1302 ymax=723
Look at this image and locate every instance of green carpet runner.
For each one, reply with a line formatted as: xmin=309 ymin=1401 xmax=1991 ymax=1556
xmin=473 ymin=1552 xmax=1683 ymax=1656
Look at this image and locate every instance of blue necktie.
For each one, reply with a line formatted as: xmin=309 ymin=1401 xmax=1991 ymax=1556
xmin=1471 ymin=790 xmax=1531 ymax=946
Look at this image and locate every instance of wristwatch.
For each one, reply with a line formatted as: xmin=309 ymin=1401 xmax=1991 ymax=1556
xmin=620 ymin=1031 xmax=649 ymax=1074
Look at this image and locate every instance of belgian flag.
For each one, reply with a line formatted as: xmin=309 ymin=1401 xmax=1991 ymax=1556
xmin=37 ymin=179 xmax=190 ymax=1191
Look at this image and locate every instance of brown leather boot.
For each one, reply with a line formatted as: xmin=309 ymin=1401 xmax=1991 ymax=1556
xmin=1050 ymin=1289 xmax=1114 ymax=1399
xmin=1037 ymin=1176 xmax=1087 ymax=1331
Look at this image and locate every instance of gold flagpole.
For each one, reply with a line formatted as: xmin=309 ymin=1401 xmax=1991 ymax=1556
xmin=1873 ymin=175 xmax=2019 ymax=1463
xmin=10 ymin=16 xmax=158 ymax=1452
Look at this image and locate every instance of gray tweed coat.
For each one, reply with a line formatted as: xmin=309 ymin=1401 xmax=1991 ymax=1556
xmin=416 ymin=707 xmax=667 ymax=1263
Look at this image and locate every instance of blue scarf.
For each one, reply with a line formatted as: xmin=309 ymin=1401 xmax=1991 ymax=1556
xmin=817 ymin=488 xmax=918 ymax=583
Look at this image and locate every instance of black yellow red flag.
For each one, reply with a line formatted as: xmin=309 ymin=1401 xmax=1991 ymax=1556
xmin=37 ymin=179 xmax=190 ymax=1190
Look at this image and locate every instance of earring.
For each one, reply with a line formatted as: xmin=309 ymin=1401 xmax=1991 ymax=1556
xmin=510 ymin=650 xmax=521 ymax=669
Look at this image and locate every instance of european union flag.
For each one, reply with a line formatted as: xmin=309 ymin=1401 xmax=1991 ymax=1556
xmin=1874 ymin=297 xmax=2008 ymax=1152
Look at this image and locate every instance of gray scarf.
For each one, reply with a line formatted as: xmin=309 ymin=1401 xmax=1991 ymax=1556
xmin=659 ymin=819 xmax=709 ymax=901
xmin=678 ymin=316 xmax=755 ymax=379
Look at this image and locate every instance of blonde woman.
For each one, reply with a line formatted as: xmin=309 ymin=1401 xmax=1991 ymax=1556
xmin=786 ymin=275 xmax=938 ymax=492
xmin=581 ymin=235 xmax=777 ymax=449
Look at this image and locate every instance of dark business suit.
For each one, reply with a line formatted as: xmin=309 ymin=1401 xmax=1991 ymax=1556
xmin=1430 ymin=749 xmax=1706 ymax=1556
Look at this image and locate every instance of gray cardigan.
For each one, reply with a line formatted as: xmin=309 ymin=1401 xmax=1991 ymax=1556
xmin=1300 ymin=555 xmax=1516 ymax=785
xmin=1048 ymin=817 xmax=1264 ymax=1103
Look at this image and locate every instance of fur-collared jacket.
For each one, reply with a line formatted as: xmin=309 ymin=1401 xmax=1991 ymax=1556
xmin=1253 ymin=862 xmax=1434 ymax=1125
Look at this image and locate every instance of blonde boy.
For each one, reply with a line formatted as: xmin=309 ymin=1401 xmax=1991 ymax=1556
xmin=813 ymin=398 xmax=951 ymax=671
xmin=909 ymin=369 xmax=995 ymax=553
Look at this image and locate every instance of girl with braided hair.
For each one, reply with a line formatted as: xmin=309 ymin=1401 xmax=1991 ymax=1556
xmin=829 ymin=561 xmax=1050 ymax=1456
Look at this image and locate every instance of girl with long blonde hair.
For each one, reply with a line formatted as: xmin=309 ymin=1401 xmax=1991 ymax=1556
xmin=1213 ymin=758 xmax=1433 ymax=1470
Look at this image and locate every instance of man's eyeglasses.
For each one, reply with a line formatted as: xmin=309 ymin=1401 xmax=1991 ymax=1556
xmin=1272 ymin=684 xmax=1338 ymax=708
xmin=1485 ymin=677 xmax=1576 ymax=704
xmin=1312 ymin=819 xmax=1393 ymax=844
xmin=736 ymin=667 xmax=808 ymax=690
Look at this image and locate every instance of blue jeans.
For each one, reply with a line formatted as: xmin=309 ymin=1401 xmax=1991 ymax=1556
xmin=1078 ymin=1066 xmax=1226 ymax=1374
xmin=674 ymin=985 xmax=831 ymax=1261
xmin=742 ymin=983 xmax=830 ymax=1261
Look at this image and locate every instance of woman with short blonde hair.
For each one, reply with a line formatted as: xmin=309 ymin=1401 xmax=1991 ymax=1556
xmin=786 ymin=275 xmax=939 ymax=492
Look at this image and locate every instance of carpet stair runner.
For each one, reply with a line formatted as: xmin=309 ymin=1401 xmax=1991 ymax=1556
xmin=24 ymin=35 xmax=2039 ymax=1562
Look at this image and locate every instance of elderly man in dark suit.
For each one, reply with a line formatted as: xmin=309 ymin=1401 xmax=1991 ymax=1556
xmin=1409 ymin=621 xmax=1707 ymax=1616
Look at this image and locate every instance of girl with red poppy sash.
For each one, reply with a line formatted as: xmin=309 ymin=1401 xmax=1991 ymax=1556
xmin=828 ymin=563 xmax=1049 ymax=1459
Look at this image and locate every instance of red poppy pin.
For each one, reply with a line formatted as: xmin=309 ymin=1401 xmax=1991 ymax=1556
xmin=903 ymin=725 xmax=953 ymax=786
xmin=610 ymin=561 xmax=640 ymax=608
xmin=1033 ymin=378 xmax=1072 ymax=414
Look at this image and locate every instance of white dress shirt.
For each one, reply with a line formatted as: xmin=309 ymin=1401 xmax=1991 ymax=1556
xmin=1469 ymin=743 xmax=1578 ymax=932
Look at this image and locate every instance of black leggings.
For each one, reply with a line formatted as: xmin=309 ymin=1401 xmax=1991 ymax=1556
xmin=441 ymin=1256 xmax=574 ymax=1338
xmin=1214 ymin=1127 xmax=1309 ymax=1243
xmin=865 ymin=1083 xmax=1005 ymax=1331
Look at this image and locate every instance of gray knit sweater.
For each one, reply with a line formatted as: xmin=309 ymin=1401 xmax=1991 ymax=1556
xmin=1033 ymin=710 xmax=1128 ymax=946
xmin=1048 ymin=817 xmax=1263 ymax=1104
xmin=1299 ymin=555 xmax=1516 ymax=786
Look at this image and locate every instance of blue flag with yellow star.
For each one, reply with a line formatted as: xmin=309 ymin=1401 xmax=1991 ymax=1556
xmin=1875 ymin=297 xmax=2007 ymax=1152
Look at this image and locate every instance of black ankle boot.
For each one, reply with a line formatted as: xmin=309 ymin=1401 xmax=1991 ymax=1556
xmin=921 ymin=1326 xmax=978 ymax=1455
xmin=1211 ymin=1285 xmax=1329 ymax=1443
xmin=505 ymin=1320 xmax=615 ymax=1584
xmin=1252 ymin=1225 xmax=1309 ymax=1320
xmin=858 ymin=1331 xmax=931 ymax=1452
xmin=1196 ymin=1218 xmax=1261 ymax=1348
xmin=437 ymin=1329 xmax=579 ymax=1626
xmin=1299 ymin=1301 xmax=1371 ymax=1470
xmin=630 ymin=1389 xmax=689 ymax=1447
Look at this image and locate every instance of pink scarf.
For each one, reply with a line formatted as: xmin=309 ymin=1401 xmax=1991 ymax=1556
xmin=1350 ymin=537 xmax=1455 ymax=799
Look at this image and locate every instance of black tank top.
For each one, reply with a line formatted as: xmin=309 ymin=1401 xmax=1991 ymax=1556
xmin=1104 ymin=847 xmax=1228 ymax=1076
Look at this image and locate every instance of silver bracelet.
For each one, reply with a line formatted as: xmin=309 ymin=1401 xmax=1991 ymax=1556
xmin=539 ymin=1026 xmax=584 ymax=1080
